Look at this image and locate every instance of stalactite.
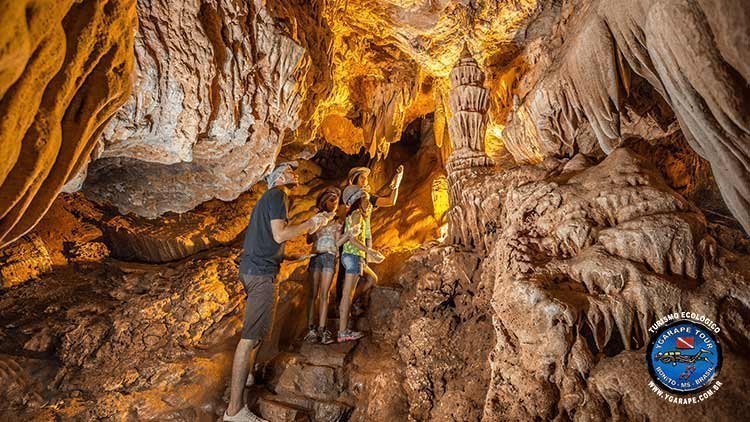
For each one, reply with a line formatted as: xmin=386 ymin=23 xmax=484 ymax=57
xmin=503 ymin=0 xmax=750 ymax=234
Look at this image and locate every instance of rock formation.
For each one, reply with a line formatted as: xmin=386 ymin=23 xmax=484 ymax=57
xmin=1 ymin=1 xmax=749 ymax=421
xmin=0 ymin=0 xmax=137 ymax=248
xmin=0 ymin=234 xmax=51 ymax=289
xmin=480 ymin=148 xmax=750 ymax=420
xmin=445 ymin=44 xmax=494 ymax=251
xmin=81 ymin=2 xmax=318 ymax=217
xmin=503 ymin=0 xmax=750 ymax=234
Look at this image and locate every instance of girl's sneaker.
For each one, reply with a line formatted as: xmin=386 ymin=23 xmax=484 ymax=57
xmin=337 ymin=330 xmax=364 ymax=343
xmin=303 ymin=327 xmax=319 ymax=343
xmin=319 ymin=328 xmax=335 ymax=345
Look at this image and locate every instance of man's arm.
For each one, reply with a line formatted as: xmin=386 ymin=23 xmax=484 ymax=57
xmin=271 ymin=217 xmax=320 ymax=244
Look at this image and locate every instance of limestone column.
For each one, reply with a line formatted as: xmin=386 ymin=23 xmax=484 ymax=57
xmin=445 ymin=43 xmax=494 ymax=249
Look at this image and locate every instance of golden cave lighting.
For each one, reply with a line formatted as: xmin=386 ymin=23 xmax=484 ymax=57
xmin=431 ymin=175 xmax=450 ymax=222
xmin=305 ymin=0 xmax=540 ymax=156
xmin=485 ymin=122 xmax=506 ymax=160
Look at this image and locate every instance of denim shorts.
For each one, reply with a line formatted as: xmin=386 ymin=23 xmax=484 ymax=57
xmin=341 ymin=253 xmax=363 ymax=275
xmin=309 ymin=253 xmax=335 ymax=272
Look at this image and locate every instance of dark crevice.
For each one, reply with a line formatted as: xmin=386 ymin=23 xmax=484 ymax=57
xmin=197 ymin=3 xmax=227 ymax=135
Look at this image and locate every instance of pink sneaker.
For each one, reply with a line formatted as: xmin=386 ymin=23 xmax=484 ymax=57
xmin=337 ymin=330 xmax=365 ymax=343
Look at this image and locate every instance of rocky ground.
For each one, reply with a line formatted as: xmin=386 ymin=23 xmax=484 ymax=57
xmin=0 ymin=139 xmax=444 ymax=420
xmin=2 ymin=144 xmax=750 ymax=421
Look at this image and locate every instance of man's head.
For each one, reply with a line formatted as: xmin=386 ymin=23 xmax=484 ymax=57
xmin=348 ymin=167 xmax=371 ymax=188
xmin=266 ymin=161 xmax=299 ymax=188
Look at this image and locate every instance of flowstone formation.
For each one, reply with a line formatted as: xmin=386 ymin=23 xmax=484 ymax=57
xmin=503 ymin=0 xmax=750 ymax=234
xmin=0 ymin=0 xmax=137 ymax=248
xmin=401 ymin=148 xmax=750 ymax=420
xmin=480 ymin=148 xmax=750 ymax=420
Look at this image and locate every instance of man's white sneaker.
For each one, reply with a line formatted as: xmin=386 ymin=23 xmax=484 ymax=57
xmin=223 ymin=405 xmax=268 ymax=422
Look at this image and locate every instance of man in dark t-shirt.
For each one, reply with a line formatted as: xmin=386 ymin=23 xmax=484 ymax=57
xmin=238 ymin=186 xmax=289 ymax=276
xmin=225 ymin=161 xmax=332 ymax=422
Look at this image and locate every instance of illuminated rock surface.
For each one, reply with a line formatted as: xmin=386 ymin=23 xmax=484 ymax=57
xmin=0 ymin=0 xmax=136 ymax=247
xmin=1 ymin=0 xmax=749 ymax=421
xmin=503 ymin=0 xmax=750 ymax=233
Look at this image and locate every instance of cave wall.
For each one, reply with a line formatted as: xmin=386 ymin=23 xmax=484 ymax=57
xmin=1 ymin=1 xmax=749 ymax=420
xmin=80 ymin=1 xmax=330 ymax=217
xmin=503 ymin=0 xmax=750 ymax=233
xmin=478 ymin=148 xmax=750 ymax=420
xmin=0 ymin=0 xmax=137 ymax=248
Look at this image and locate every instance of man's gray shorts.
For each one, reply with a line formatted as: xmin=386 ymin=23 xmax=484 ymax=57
xmin=240 ymin=273 xmax=276 ymax=341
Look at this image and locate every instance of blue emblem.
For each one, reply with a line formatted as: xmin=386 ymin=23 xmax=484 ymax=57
xmin=647 ymin=319 xmax=722 ymax=395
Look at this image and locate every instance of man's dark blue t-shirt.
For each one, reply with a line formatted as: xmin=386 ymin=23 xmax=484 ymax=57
xmin=239 ymin=187 xmax=288 ymax=276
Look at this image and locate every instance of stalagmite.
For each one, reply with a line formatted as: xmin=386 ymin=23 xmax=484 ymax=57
xmin=445 ymin=44 xmax=495 ymax=251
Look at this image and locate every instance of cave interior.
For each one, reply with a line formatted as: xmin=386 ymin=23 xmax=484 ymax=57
xmin=1 ymin=0 xmax=750 ymax=420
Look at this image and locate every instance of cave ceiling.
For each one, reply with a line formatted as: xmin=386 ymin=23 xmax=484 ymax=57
xmin=78 ymin=0 xmax=542 ymax=218
xmin=308 ymin=0 xmax=539 ymax=155
xmin=2 ymin=0 xmax=749 ymax=240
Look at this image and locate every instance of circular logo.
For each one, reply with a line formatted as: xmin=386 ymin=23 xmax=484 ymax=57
xmin=646 ymin=319 xmax=722 ymax=395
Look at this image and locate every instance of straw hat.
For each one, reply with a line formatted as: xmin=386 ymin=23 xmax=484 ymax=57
xmin=347 ymin=167 xmax=371 ymax=185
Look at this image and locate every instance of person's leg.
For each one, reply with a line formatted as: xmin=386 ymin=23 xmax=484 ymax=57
xmin=338 ymin=272 xmax=358 ymax=334
xmin=227 ymin=274 xmax=275 ymax=417
xmin=334 ymin=253 xmax=345 ymax=316
xmin=318 ymin=269 xmax=334 ymax=329
xmin=350 ymin=264 xmax=377 ymax=319
xmin=338 ymin=254 xmax=366 ymax=341
xmin=227 ymin=338 xmax=260 ymax=416
xmin=303 ymin=268 xmax=322 ymax=343
xmin=307 ymin=269 xmax=321 ymax=329
xmin=356 ymin=264 xmax=378 ymax=298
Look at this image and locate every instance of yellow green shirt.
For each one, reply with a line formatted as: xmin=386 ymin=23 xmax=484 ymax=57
xmin=343 ymin=210 xmax=370 ymax=257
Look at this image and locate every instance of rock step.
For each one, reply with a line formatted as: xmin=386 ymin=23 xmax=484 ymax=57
xmin=260 ymin=340 xmax=359 ymax=421
xmin=270 ymin=353 xmax=343 ymax=402
xmin=257 ymin=394 xmax=309 ymax=422
xmin=257 ymin=392 xmax=352 ymax=422
xmin=297 ymin=342 xmax=355 ymax=368
xmin=259 ymin=285 xmax=401 ymax=421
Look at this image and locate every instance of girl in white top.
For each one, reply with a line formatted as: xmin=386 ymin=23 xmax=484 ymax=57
xmin=304 ymin=187 xmax=355 ymax=344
